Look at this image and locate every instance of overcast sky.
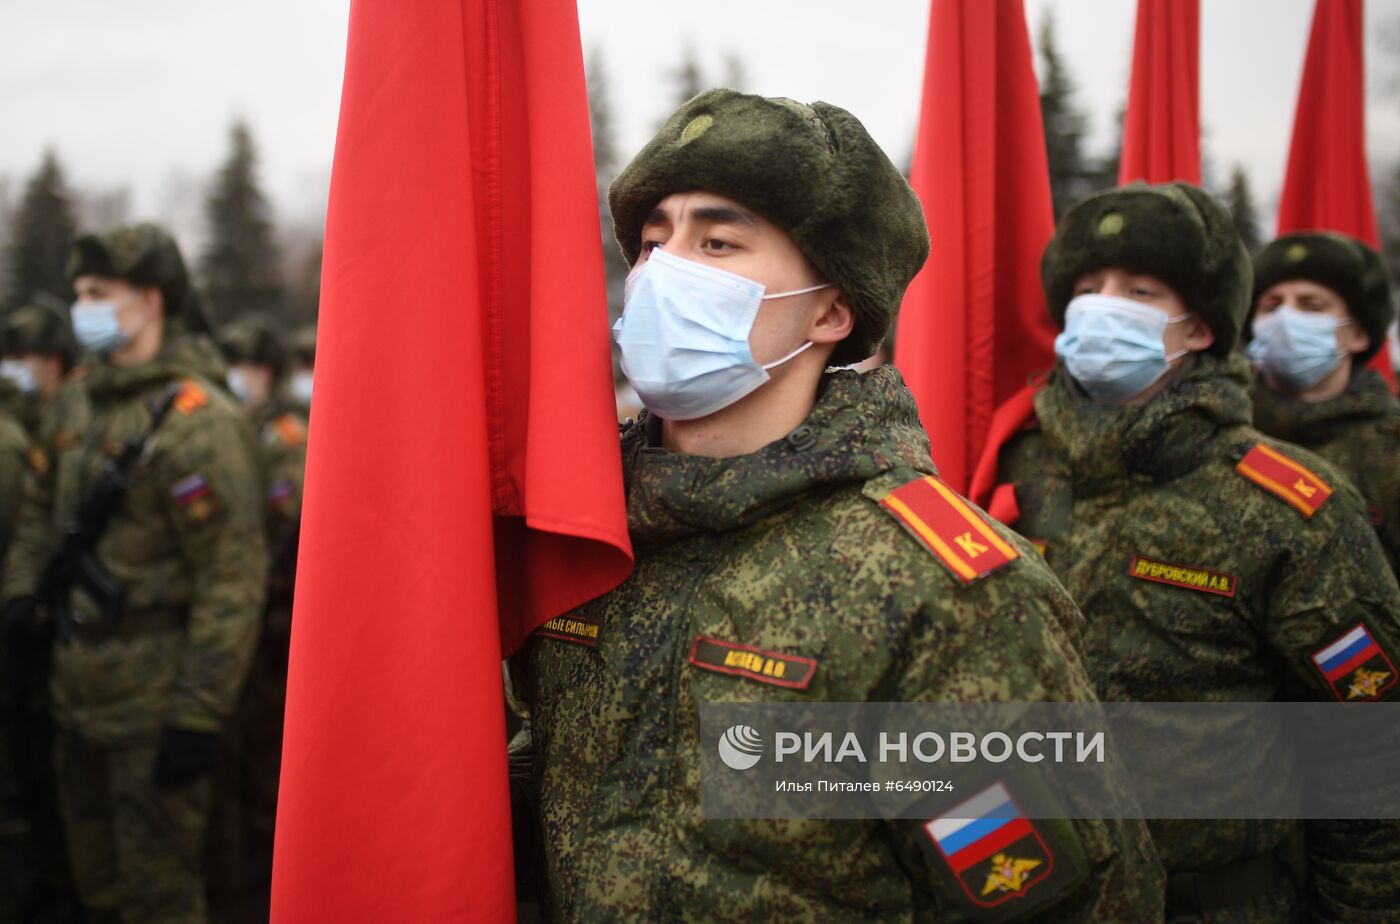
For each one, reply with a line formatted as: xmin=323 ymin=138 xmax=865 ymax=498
xmin=2 ymin=0 xmax=1398 ymax=246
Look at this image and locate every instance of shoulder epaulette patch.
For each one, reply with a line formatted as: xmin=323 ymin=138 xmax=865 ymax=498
xmin=174 ymin=381 xmax=209 ymax=416
xmin=879 ymin=476 xmax=1019 ymax=584
xmin=274 ymin=414 xmax=307 ymax=447
xmin=921 ymin=782 xmax=1081 ymax=917
xmin=1235 ymin=442 xmax=1332 ymax=518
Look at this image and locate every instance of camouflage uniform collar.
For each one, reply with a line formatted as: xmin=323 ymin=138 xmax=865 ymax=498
xmin=1036 ymin=352 xmax=1254 ymax=490
xmin=0 ymin=378 xmax=28 ymax=426
xmin=1251 ymin=367 xmax=1400 ymax=445
xmin=85 ymin=334 xmax=226 ymax=403
xmin=622 ymin=365 xmax=936 ymax=547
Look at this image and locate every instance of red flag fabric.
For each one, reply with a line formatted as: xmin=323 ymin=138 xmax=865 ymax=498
xmin=1118 ymin=0 xmax=1201 ymax=185
xmin=271 ymin=0 xmax=634 ymax=919
xmin=1276 ymin=0 xmax=1393 ymax=384
xmin=895 ymin=0 xmax=1059 ymax=495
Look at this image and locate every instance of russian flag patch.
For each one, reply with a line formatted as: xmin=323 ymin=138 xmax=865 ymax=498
xmin=1312 ymin=623 xmax=1397 ymax=702
xmin=923 ymin=782 xmax=1058 ymax=910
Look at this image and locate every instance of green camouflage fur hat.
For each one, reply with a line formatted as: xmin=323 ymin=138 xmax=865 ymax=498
xmin=608 ymin=88 xmax=929 ymax=367
xmin=66 ymin=223 xmax=191 ymax=321
xmin=218 ymin=319 xmax=286 ymax=377
xmin=1041 ymin=181 xmax=1252 ymax=356
xmin=3 ymin=302 xmax=78 ymax=370
xmin=1250 ymin=231 xmax=1394 ymax=366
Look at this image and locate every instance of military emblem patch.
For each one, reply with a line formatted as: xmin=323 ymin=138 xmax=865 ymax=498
xmin=1128 ymin=555 xmax=1237 ymax=597
xmin=1235 ymin=443 xmax=1332 ymax=518
xmin=688 ymin=636 xmax=817 ymax=689
xmin=267 ymin=477 xmax=297 ymax=511
xmin=171 ymin=473 xmax=220 ymax=523
xmin=879 ymin=476 xmax=1019 ymax=585
xmin=1311 ymin=623 xmax=1398 ymax=702
xmin=923 ymin=783 xmax=1061 ymax=911
xmin=535 ymin=614 xmax=600 ymax=647
xmin=274 ymin=414 xmax=307 ymax=447
xmin=173 ymin=381 xmax=209 ymax=416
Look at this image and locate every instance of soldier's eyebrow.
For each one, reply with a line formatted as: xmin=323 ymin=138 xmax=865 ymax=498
xmin=644 ymin=203 xmax=758 ymax=230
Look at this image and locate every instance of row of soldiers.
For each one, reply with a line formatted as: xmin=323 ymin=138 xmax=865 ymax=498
xmin=508 ymin=89 xmax=1400 ymax=922
xmin=0 ymin=224 xmax=314 ymax=923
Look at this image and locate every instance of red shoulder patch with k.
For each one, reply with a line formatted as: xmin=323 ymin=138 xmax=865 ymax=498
xmin=879 ymin=476 xmax=1019 ymax=584
xmin=1235 ymin=442 xmax=1332 ymax=518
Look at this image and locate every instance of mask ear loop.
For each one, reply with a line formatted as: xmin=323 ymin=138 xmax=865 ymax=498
xmin=760 ymin=340 xmax=815 ymax=371
xmin=762 ymin=283 xmax=834 ymax=301
xmin=1164 ymin=312 xmax=1196 ymax=363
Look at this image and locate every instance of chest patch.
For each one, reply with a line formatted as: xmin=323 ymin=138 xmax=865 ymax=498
xmin=1311 ymin=622 xmax=1398 ymax=702
xmin=535 ymin=614 xmax=600 ymax=647
xmin=879 ymin=475 xmax=1019 ymax=585
xmin=688 ymin=636 xmax=816 ymax=689
xmin=1235 ymin=443 xmax=1332 ymax=518
xmin=1128 ymin=555 xmax=1237 ymax=598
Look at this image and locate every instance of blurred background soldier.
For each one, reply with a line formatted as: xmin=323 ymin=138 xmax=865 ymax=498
xmin=0 ymin=299 xmax=82 ymax=924
xmin=285 ymin=326 xmax=315 ymax=416
xmin=1 ymin=223 xmax=267 ymax=924
xmin=207 ymin=319 xmax=307 ymax=922
xmin=1245 ymin=232 xmax=1400 ymax=575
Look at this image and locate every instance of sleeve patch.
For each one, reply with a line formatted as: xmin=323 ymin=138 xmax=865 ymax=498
xmin=27 ymin=444 xmax=49 ymax=478
xmin=920 ymin=782 xmax=1082 ymax=918
xmin=267 ymin=477 xmax=297 ymax=510
xmin=1235 ymin=442 xmax=1332 ymax=518
xmin=878 ymin=475 xmax=1019 ymax=584
xmin=1311 ymin=622 xmax=1398 ymax=702
xmin=274 ymin=414 xmax=307 ymax=447
xmin=171 ymin=473 xmax=220 ymax=523
xmin=174 ymin=381 xmax=209 ymax=416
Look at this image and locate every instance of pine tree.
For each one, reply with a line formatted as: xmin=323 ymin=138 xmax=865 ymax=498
xmin=4 ymin=149 xmax=77 ymax=309
xmin=670 ymin=45 xmax=705 ymax=107
xmin=1038 ymin=12 xmax=1094 ymax=218
xmin=199 ymin=119 xmax=282 ymax=323
xmin=1224 ymin=165 xmax=1263 ymax=253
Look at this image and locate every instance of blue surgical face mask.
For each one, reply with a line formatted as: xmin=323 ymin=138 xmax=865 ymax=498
xmin=611 ymin=248 xmax=831 ymax=421
xmin=226 ymin=368 xmax=251 ymax=404
xmin=0 ymin=359 xmax=36 ymax=395
xmin=290 ymin=371 xmax=314 ymax=406
xmin=1054 ymin=293 xmax=1192 ymax=403
xmin=71 ymin=300 xmax=130 ymax=354
xmin=1246 ymin=306 xmax=1351 ymax=392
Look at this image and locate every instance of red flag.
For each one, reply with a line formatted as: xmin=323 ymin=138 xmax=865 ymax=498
xmin=1118 ymin=0 xmax=1201 ymax=185
xmin=1276 ymin=0 xmax=1393 ymax=384
xmin=895 ymin=0 xmax=1059 ymax=495
xmin=271 ymin=0 xmax=634 ymax=919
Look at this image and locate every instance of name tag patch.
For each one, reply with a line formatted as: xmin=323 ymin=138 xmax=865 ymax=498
xmin=535 ymin=615 xmax=600 ymax=647
xmin=1128 ymin=555 xmax=1237 ymax=598
xmin=688 ymin=636 xmax=816 ymax=690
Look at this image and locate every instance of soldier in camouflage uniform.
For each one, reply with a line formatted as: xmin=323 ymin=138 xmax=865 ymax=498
xmin=0 ymin=302 xmax=82 ymax=921
xmin=1244 ymin=231 xmax=1400 ymax=575
xmin=1 ymin=224 xmax=267 ymax=923
xmin=508 ymin=89 xmax=1165 ymax=922
xmin=994 ymin=182 xmax=1400 ymax=922
xmin=208 ymin=320 xmax=307 ymax=917
xmin=285 ymin=326 xmax=315 ymax=416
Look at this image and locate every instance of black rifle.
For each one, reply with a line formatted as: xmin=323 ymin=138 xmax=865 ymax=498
xmin=38 ymin=383 xmax=182 ymax=638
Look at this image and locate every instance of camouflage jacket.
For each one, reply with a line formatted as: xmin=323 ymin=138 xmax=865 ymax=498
xmin=0 ymin=380 xmax=33 ymax=562
xmin=2 ymin=336 xmax=267 ymax=743
xmin=512 ymin=366 xmax=1164 ymax=923
xmin=248 ymin=398 xmax=307 ymax=548
xmin=1252 ymin=368 xmax=1400 ymax=577
xmin=998 ymin=353 xmax=1400 ymax=921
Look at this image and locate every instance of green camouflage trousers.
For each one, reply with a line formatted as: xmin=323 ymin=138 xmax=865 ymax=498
xmin=56 ymin=730 xmax=210 ymax=924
